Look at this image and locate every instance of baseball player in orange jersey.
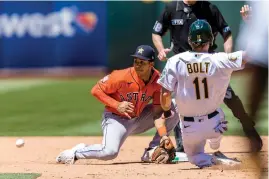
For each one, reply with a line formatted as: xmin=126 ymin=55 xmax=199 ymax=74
xmin=56 ymin=45 xmax=180 ymax=164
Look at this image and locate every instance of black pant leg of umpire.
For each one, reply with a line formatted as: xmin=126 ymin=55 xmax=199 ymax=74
xmin=249 ymin=66 xmax=268 ymax=120
xmin=247 ymin=65 xmax=267 ymax=152
xmin=224 ymin=84 xmax=263 ymax=152
xmin=223 ymin=84 xmax=255 ymax=128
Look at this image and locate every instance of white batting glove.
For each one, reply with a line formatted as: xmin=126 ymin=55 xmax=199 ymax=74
xmin=214 ymin=120 xmax=228 ymax=134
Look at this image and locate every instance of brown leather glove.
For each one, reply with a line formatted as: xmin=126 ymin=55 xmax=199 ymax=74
xmin=151 ymin=136 xmax=176 ymax=164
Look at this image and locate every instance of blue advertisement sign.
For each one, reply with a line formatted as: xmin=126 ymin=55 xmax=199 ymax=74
xmin=0 ymin=1 xmax=107 ymax=68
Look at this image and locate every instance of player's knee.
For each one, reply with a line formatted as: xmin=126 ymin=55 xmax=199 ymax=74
xmin=102 ymin=148 xmax=119 ymax=160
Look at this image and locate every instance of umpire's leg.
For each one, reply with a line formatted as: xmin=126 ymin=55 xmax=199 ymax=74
xmin=248 ymin=65 xmax=267 ymax=152
xmin=223 ymin=84 xmax=263 ymax=152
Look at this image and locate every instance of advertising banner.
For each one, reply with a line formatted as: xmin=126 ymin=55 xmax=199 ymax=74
xmin=0 ymin=1 xmax=107 ymax=68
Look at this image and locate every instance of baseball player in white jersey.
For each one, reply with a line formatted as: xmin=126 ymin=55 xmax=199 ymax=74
xmin=157 ymin=19 xmax=248 ymax=168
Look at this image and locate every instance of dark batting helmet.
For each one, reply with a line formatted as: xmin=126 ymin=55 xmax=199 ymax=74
xmin=188 ymin=19 xmax=214 ymax=47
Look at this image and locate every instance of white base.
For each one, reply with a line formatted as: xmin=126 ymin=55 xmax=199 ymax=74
xmin=172 ymin=152 xmax=189 ymax=162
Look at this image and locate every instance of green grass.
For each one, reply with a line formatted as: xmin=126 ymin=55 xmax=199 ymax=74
xmin=0 ymin=75 xmax=267 ymax=136
xmin=0 ymin=79 xmax=103 ymax=136
xmin=0 ymin=173 xmax=41 ymax=179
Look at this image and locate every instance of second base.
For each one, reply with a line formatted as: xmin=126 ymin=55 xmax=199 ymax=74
xmin=172 ymin=152 xmax=189 ymax=163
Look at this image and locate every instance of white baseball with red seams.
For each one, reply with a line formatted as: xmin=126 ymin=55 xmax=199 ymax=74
xmin=16 ymin=139 xmax=25 ymax=148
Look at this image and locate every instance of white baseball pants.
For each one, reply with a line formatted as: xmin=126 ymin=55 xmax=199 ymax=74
xmin=75 ymin=101 xmax=179 ymax=160
xmin=180 ymin=108 xmax=225 ymax=168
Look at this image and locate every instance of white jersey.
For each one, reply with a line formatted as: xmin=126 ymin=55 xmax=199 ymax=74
xmin=157 ymin=51 xmax=243 ymax=117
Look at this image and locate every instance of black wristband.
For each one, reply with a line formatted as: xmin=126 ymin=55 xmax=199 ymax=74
xmin=163 ymin=110 xmax=172 ymax=118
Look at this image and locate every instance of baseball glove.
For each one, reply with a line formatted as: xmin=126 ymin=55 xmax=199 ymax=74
xmin=150 ymin=136 xmax=176 ymax=164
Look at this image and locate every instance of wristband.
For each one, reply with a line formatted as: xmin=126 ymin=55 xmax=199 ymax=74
xmin=157 ymin=125 xmax=167 ymax=137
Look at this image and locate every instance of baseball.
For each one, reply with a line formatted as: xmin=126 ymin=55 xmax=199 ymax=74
xmin=16 ymin=139 xmax=25 ymax=148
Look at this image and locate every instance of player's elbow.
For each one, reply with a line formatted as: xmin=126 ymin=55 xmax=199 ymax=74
xmin=152 ymin=33 xmax=161 ymax=41
xmin=91 ymin=85 xmax=99 ymax=97
xmin=223 ymin=35 xmax=233 ymax=53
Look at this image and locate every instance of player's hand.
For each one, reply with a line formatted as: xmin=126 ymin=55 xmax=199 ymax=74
xmin=160 ymin=135 xmax=170 ymax=144
xmin=240 ymin=5 xmax=252 ymax=22
xmin=117 ymin=101 xmax=134 ymax=119
xmin=158 ymin=48 xmax=171 ymax=61
xmin=161 ymin=91 xmax=172 ymax=111
xmin=214 ymin=120 xmax=228 ymax=134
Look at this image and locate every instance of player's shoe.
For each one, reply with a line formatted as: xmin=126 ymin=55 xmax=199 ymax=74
xmin=56 ymin=149 xmax=76 ymax=164
xmin=211 ymin=151 xmax=241 ymax=169
xmin=244 ymin=127 xmax=263 ymax=152
xmin=141 ymin=147 xmax=153 ymax=162
xmin=56 ymin=143 xmax=87 ymax=164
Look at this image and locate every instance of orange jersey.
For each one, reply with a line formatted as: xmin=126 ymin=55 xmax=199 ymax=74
xmin=91 ymin=67 xmax=161 ymax=118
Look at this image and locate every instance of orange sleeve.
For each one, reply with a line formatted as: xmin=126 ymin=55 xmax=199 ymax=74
xmin=97 ymin=71 xmax=121 ymax=94
xmin=91 ymin=72 xmax=121 ymax=110
xmin=152 ymin=84 xmax=161 ymax=105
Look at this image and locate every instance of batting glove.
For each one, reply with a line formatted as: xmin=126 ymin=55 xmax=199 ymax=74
xmin=214 ymin=120 xmax=228 ymax=134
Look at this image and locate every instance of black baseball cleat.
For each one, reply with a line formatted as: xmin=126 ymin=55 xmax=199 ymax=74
xmin=244 ymin=127 xmax=263 ymax=152
xmin=141 ymin=147 xmax=154 ymax=162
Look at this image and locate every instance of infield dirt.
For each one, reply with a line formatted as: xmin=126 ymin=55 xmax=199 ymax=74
xmin=0 ymin=136 xmax=267 ymax=179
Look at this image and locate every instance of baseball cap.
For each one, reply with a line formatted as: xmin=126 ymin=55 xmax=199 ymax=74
xmin=131 ymin=45 xmax=155 ymax=61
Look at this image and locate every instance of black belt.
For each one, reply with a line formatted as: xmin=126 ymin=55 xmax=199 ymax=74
xmin=183 ymin=111 xmax=219 ymax=122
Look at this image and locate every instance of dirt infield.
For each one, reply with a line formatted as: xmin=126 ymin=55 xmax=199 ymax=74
xmin=0 ymin=136 xmax=267 ymax=179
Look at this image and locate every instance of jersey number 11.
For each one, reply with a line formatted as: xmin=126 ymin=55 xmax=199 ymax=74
xmin=193 ymin=77 xmax=209 ymax=100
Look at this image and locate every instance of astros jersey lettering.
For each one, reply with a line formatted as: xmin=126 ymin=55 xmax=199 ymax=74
xmin=157 ymin=51 xmax=243 ymax=116
xmin=92 ymin=67 xmax=161 ymax=118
